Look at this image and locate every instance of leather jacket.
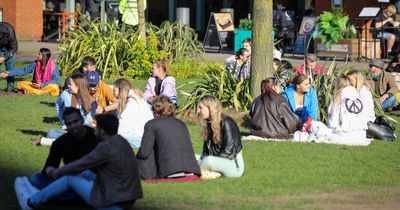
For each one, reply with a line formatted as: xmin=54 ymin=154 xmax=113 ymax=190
xmin=202 ymin=116 xmax=242 ymax=160
xmin=250 ymin=94 xmax=297 ymax=138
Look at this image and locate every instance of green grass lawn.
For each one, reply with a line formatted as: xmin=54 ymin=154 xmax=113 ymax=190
xmin=0 ymin=63 xmax=400 ymax=209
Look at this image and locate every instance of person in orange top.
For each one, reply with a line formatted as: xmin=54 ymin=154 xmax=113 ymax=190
xmin=86 ymin=71 xmax=118 ymax=114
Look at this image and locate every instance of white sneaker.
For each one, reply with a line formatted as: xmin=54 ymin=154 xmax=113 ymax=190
xmin=39 ymin=137 xmax=55 ymax=146
xmin=14 ymin=177 xmax=33 ymax=210
xmin=21 ymin=177 xmax=39 ymax=195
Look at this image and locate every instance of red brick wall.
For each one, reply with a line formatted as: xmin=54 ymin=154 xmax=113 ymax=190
xmin=0 ymin=0 xmax=43 ymax=40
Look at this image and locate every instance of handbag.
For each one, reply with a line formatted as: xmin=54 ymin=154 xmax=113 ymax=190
xmin=366 ymin=121 xmax=396 ymax=141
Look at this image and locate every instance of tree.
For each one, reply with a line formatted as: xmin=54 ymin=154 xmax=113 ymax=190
xmin=250 ymin=0 xmax=273 ymax=97
xmin=137 ymin=0 xmax=146 ymax=42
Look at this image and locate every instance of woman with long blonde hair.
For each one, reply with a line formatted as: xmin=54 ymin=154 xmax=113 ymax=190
xmin=197 ymin=95 xmax=244 ymax=178
xmin=113 ymin=78 xmax=153 ymax=148
xmin=347 ymin=70 xmax=375 ymax=123
xmin=297 ymin=75 xmax=370 ymax=146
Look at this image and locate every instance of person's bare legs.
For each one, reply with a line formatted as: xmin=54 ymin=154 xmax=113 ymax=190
xmin=387 ymin=34 xmax=396 ymax=53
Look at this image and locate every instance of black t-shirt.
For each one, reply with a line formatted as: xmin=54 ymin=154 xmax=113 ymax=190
xmin=42 ymin=126 xmax=99 ymax=174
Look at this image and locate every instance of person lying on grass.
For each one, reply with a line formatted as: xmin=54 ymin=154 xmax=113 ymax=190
xmin=197 ymin=95 xmax=244 ymax=179
xmin=136 ymin=96 xmax=201 ymax=180
xmin=15 ymin=113 xmax=143 ymax=210
xmin=0 ymin=48 xmax=60 ymax=96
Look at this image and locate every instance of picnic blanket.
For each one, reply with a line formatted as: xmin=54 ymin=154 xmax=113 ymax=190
xmin=144 ymin=175 xmax=201 ymax=183
xmin=241 ymin=135 xmax=293 ymax=142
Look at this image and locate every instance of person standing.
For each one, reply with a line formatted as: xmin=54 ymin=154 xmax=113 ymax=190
xmin=0 ymin=22 xmax=18 ymax=92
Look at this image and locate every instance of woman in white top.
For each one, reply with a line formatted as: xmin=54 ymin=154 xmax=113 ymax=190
xmin=347 ymin=70 xmax=376 ymax=123
xmin=113 ymin=78 xmax=153 ymax=148
xmin=299 ymin=75 xmax=370 ymax=146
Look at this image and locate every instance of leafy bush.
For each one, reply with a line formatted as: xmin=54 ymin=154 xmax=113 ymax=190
xmin=171 ymin=60 xmax=221 ymax=80
xmin=317 ymin=9 xmax=357 ymax=48
xmin=177 ymin=65 xmax=253 ymax=116
xmin=58 ymin=18 xmax=202 ymax=79
xmin=238 ymin=18 xmax=252 ymax=30
xmin=150 ymin=21 xmax=204 ymax=63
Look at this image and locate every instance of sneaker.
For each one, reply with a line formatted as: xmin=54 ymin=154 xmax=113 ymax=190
xmin=6 ymin=86 xmax=14 ymax=92
xmin=39 ymin=137 xmax=55 ymax=146
xmin=21 ymin=177 xmax=39 ymax=195
xmin=14 ymin=177 xmax=33 ymax=210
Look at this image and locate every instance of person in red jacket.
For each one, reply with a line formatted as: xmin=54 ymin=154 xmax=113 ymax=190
xmin=295 ymin=53 xmax=327 ymax=81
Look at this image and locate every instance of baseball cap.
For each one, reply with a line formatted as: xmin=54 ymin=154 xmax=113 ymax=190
xmin=86 ymin=71 xmax=100 ymax=85
xmin=369 ymin=58 xmax=384 ymax=69
xmin=273 ymin=49 xmax=282 ymax=61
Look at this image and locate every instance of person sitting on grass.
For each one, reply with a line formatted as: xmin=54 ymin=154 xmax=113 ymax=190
xmin=28 ymin=107 xmax=98 ymax=203
xmin=225 ymin=48 xmax=251 ymax=81
xmin=250 ymin=78 xmax=297 ymax=139
xmin=366 ymin=58 xmax=399 ymax=111
xmin=86 ymin=71 xmax=117 ymax=115
xmin=0 ymin=48 xmax=60 ymax=96
xmin=143 ymin=59 xmax=177 ymax=106
xmin=283 ymin=74 xmax=319 ymax=126
xmin=136 ymin=96 xmax=201 ymax=180
xmin=294 ymin=53 xmax=327 ymax=81
xmin=62 ymin=56 xmax=103 ymax=90
xmin=294 ymin=75 xmax=370 ymax=146
xmin=15 ymin=113 xmax=143 ymax=210
xmin=197 ymin=95 xmax=244 ymax=179
xmin=113 ymin=78 xmax=153 ymax=148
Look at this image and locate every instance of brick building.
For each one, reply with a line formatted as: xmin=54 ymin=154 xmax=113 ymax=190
xmin=0 ymin=0 xmax=43 ymax=40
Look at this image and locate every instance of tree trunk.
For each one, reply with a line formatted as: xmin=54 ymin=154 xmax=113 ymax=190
xmin=250 ymin=0 xmax=273 ymax=97
xmin=137 ymin=0 xmax=146 ymax=42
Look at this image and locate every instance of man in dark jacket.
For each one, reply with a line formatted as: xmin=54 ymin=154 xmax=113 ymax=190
xmin=28 ymin=107 xmax=98 ymax=202
xmin=0 ymin=22 xmax=18 ymax=92
xmin=15 ymin=113 xmax=142 ymax=210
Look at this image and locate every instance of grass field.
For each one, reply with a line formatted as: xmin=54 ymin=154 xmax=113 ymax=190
xmin=0 ymin=61 xmax=399 ymax=209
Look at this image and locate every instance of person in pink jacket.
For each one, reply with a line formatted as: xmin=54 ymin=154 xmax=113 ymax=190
xmin=295 ymin=53 xmax=327 ymax=81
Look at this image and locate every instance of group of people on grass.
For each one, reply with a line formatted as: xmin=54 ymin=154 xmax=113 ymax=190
xmin=249 ymin=54 xmax=398 ymax=144
xmin=2 ymin=27 xmax=399 ymax=209
xmin=10 ymin=51 xmax=244 ymax=209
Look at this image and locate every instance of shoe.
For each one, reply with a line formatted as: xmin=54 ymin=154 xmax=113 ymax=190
xmin=21 ymin=177 xmax=39 ymax=195
xmin=39 ymin=137 xmax=55 ymax=146
xmin=14 ymin=177 xmax=34 ymax=210
xmin=6 ymin=86 xmax=14 ymax=92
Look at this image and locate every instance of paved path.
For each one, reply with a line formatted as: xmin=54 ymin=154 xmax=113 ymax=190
xmin=17 ymin=41 xmax=372 ymax=71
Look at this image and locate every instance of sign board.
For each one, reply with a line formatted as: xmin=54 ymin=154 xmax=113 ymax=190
xmin=358 ymin=7 xmax=380 ymax=18
xmin=203 ymin=12 xmax=234 ymax=52
xmin=213 ymin=13 xmax=234 ymax=32
xmin=299 ymin=16 xmax=317 ymax=35
xmin=293 ymin=16 xmax=316 ymax=54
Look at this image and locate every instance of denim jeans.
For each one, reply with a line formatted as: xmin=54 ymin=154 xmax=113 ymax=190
xmin=0 ymin=47 xmax=15 ymax=89
xmin=30 ymin=170 xmax=96 ymax=203
xmin=30 ymin=170 xmax=121 ymax=210
xmin=381 ymin=95 xmax=397 ymax=109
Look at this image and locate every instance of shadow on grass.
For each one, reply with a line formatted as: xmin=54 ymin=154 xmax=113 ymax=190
xmin=40 ymin=101 xmax=55 ymax=107
xmin=42 ymin=116 xmax=59 ymax=124
xmin=18 ymin=129 xmax=46 ymax=137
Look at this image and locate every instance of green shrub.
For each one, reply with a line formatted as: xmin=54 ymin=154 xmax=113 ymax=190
xmin=171 ymin=60 xmax=222 ymax=80
xmin=238 ymin=18 xmax=252 ymax=30
xmin=58 ymin=18 xmax=202 ymax=79
xmin=177 ymin=65 xmax=253 ymax=116
xmin=151 ymin=21 xmax=204 ymax=63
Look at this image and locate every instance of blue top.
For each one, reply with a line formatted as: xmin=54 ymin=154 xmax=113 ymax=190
xmin=8 ymin=61 xmax=60 ymax=88
xmin=283 ymin=85 xmax=319 ymax=123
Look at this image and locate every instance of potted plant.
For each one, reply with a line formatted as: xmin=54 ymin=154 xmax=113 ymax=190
xmin=314 ymin=9 xmax=368 ymax=59
xmin=234 ymin=18 xmax=252 ymax=52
